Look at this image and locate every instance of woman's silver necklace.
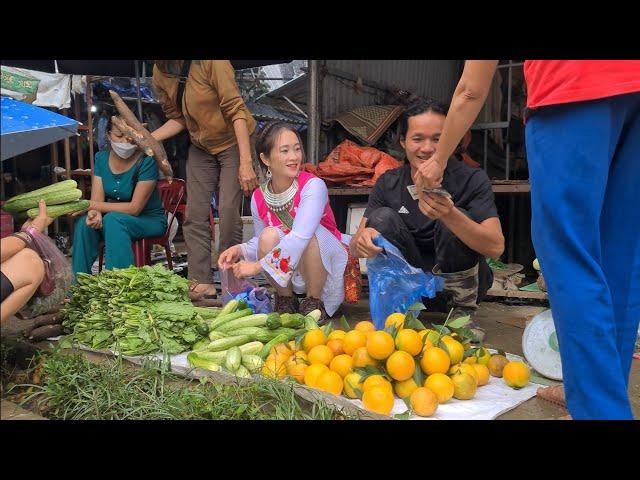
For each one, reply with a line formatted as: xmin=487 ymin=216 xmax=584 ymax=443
xmin=262 ymin=179 xmax=298 ymax=212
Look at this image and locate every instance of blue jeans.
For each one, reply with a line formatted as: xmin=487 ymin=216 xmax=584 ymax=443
xmin=526 ymin=92 xmax=640 ymax=419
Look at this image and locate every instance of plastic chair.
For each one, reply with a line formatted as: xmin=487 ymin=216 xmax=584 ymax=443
xmin=98 ymin=179 xmax=186 ymax=271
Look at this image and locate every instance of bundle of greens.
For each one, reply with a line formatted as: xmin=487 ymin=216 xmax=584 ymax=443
xmin=63 ymin=264 xmax=209 ymax=355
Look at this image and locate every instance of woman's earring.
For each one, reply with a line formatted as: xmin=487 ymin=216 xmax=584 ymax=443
xmin=266 ymin=168 xmax=272 ymax=179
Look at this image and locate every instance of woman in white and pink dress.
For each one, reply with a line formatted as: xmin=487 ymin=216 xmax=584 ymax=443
xmin=218 ymin=122 xmax=351 ymax=324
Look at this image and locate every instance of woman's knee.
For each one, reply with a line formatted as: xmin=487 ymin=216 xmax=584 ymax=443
xmin=258 ymin=227 xmax=281 ymax=251
xmin=19 ymin=248 xmax=45 ymax=285
xmin=102 ymin=212 xmax=127 ymax=228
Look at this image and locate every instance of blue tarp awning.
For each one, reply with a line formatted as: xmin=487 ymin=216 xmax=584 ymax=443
xmin=1 ymin=96 xmax=80 ymax=161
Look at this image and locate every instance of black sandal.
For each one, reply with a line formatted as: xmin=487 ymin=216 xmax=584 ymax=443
xmin=188 ymin=281 xmax=218 ymax=301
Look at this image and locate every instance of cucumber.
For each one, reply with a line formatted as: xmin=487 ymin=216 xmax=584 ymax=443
xmin=304 ymin=310 xmax=321 ymax=331
xmin=193 ymin=306 xmax=221 ymax=319
xmin=196 ymin=322 xmax=209 ymax=336
xmin=26 ymin=200 xmax=90 ymax=219
xmin=187 ymin=352 xmax=221 ymax=372
xmin=217 ymin=299 xmax=239 ymax=318
xmin=216 ymin=314 xmax=269 ymax=333
xmin=235 ymin=364 xmax=252 ymax=378
xmin=281 ymin=313 xmax=305 ymax=329
xmin=3 ymin=180 xmax=77 ymax=207
xmin=208 ymin=308 xmax=253 ymax=331
xmin=3 ymin=187 xmax=82 ymax=213
xmin=227 ymin=326 xmax=269 ymax=340
xmin=191 ymin=338 xmax=210 ymax=351
xmin=259 ymin=333 xmax=290 ymax=360
xmin=192 ymin=341 xmax=264 ymax=364
xmin=225 ymin=346 xmax=242 ymax=372
xmin=265 ymin=312 xmax=282 ymax=329
xmin=204 ymin=335 xmax=253 ymax=352
xmin=208 ymin=330 xmax=228 ymax=341
xmin=241 ymin=354 xmax=264 ymax=373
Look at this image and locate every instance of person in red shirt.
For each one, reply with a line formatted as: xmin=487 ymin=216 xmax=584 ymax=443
xmin=415 ymin=60 xmax=640 ymax=420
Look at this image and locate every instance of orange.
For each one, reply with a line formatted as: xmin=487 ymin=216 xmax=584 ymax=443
xmin=307 ymin=345 xmax=334 ymax=366
xmin=488 ymin=354 xmax=509 ymax=377
xmin=395 ymin=329 xmax=423 ymax=356
xmin=502 ymin=361 xmax=530 ymax=389
xmin=475 ymin=347 xmax=491 ymax=366
xmin=420 ymin=346 xmax=451 ymax=375
xmin=286 ymin=362 xmax=307 ymax=384
xmin=410 ymin=387 xmax=439 ymax=417
xmin=268 ymin=351 xmax=292 ymax=367
xmin=302 ymin=328 xmax=326 ymax=352
xmin=351 ymin=346 xmax=378 ymax=368
xmin=343 ymin=330 xmax=367 ymax=355
xmin=316 ymin=370 xmax=344 ymax=396
xmin=463 ymin=356 xmax=478 ymax=364
xmin=420 ymin=328 xmax=441 ymax=345
xmin=386 ymin=350 xmax=416 ymax=381
xmin=329 ymin=354 xmax=353 ymax=378
xmin=326 ymin=338 xmax=345 ymax=356
xmin=421 ymin=339 xmax=434 ymax=353
xmin=270 ymin=343 xmax=293 ymax=359
xmin=385 ymin=312 xmax=405 ymax=330
xmin=261 ymin=356 xmax=287 ymax=379
xmin=472 ymin=364 xmax=490 ymax=386
xmin=394 ymin=378 xmax=419 ymax=399
xmin=451 ymin=372 xmax=477 ymax=400
xmin=424 ymin=373 xmax=454 ymax=404
xmin=366 ymin=331 xmax=395 ymax=360
xmin=327 ymin=329 xmax=346 ymax=341
xmin=343 ymin=372 xmax=364 ymax=398
xmin=355 ymin=320 xmax=376 ymax=333
xmin=362 ymin=374 xmax=392 ymax=392
xmin=440 ymin=336 xmax=464 ymax=365
xmin=362 ymin=385 xmax=395 ymax=416
xmin=449 ymin=363 xmax=479 ymax=386
xmin=286 ymin=351 xmax=308 ymax=367
xmin=303 ymin=363 xmax=329 ymax=388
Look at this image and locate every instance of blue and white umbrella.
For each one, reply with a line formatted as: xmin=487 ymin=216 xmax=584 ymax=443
xmin=1 ymin=96 xmax=80 ymax=161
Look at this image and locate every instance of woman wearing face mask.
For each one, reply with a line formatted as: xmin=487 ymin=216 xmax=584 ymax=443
xmin=217 ymin=122 xmax=352 ymax=324
xmin=71 ymin=113 xmax=167 ymax=278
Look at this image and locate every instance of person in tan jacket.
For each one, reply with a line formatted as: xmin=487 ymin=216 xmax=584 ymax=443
xmin=152 ymin=60 xmax=260 ymax=300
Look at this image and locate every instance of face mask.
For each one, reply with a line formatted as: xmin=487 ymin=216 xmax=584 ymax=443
xmin=111 ymin=141 xmax=137 ymax=159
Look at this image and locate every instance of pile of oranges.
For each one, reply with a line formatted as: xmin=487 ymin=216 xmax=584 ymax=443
xmin=260 ymin=312 xmax=530 ymax=417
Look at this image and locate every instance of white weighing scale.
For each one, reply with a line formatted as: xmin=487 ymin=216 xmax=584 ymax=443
xmin=522 ymin=309 xmax=563 ymax=381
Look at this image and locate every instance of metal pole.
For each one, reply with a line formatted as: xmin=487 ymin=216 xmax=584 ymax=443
xmin=506 ymin=62 xmax=513 ymax=180
xmin=86 ymin=77 xmax=95 ymax=172
xmin=308 ymin=60 xmax=320 ymax=165
xmin=134 ymin=60 xmax=143 ymax=122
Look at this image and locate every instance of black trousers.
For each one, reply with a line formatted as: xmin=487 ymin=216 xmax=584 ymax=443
xmin=366 ymin=207 xmax=493 ymax=308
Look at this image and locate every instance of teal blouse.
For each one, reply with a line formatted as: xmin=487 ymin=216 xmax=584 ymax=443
xmin=94 ymin=151 xmax=165 ymax=217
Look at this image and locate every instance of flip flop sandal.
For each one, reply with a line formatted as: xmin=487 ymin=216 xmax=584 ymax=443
xmin=188 ymin=281 xmax=218 ymax=301
xmin=536 ymin=385 xmax=566 ymax=408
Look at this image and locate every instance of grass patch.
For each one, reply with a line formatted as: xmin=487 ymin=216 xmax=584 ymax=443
xmin=8 ymin=348 xmax=359 ymax=420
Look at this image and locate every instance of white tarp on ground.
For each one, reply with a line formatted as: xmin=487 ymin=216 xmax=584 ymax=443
xmin=69 ymin=343 xmax=540 ymax=420
xmin=351 ymin=351 xmax=539 ymax=420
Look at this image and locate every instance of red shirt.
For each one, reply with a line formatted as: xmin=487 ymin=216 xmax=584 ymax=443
xmin=524 ymin=60 xmax=640 ymax=109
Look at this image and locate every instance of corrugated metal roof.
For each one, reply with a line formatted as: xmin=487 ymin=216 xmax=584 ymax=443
xmin=322 ymin=60 xmax=460 ymax=118
xmin=246 ymin=101 xmax=307 ymax=125
xmin=257 ymin=60 xmax=461 ymax=119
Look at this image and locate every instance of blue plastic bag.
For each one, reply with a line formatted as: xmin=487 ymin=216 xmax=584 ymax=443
xmin=220 ymin=268 xmax=272 ymax=314
xmin=366 ymin=235 xmax=444 ymax=330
